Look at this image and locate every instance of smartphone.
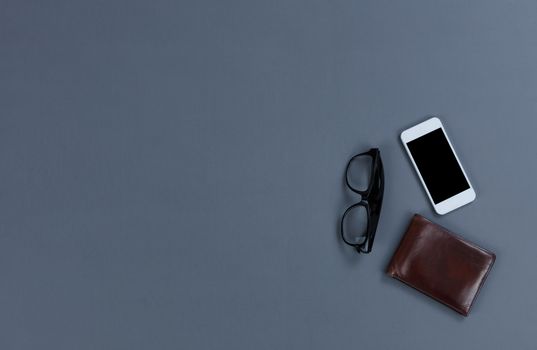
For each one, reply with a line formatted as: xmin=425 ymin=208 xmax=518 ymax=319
xmin=400 ymin=117 xmax=476 ymax=215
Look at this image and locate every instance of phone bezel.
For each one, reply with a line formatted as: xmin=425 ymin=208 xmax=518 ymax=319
xmin=400 ymin=117 xmax=476 ymax=215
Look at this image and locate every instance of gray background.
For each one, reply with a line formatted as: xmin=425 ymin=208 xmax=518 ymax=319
xmin=1 ymin=0 xmax=536 ymax=349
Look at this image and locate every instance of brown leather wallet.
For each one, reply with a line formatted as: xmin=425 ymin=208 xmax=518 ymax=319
xmin=387 ymin=214 xmax=495 ymax=316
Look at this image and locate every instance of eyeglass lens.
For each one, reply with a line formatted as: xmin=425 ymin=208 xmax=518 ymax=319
xmin=346 ymin=154 xmax=372 ymax=192
xmin=341 ymin=204 xmax=368 ymax=245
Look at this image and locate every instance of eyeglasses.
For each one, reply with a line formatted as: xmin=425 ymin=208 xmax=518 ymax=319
xmin=340 ymin=148 xmax=384 ymax=254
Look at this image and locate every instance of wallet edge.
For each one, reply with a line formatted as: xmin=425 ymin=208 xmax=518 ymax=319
xmin=386 ymin=213 xmax=497 ymax=317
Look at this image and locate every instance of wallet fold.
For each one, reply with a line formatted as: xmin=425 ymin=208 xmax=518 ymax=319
xmin=387 ymin=214 xmax=495 ymax=316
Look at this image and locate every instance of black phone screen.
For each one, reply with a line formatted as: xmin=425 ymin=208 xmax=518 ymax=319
xmin=406 ymin=128 xmax=470 ymax=204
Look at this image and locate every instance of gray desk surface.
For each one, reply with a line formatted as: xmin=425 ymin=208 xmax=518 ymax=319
xmin=1 ymin=0 xmax=536 ymax=349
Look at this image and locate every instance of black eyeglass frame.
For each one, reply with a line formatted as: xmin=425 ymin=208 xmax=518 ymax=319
xmin=340 ymin=148 xmax=384 ymax=254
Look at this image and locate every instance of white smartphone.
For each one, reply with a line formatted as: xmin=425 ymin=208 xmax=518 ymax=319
xmin=400 ymin=117 xmax=476 ymax=215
